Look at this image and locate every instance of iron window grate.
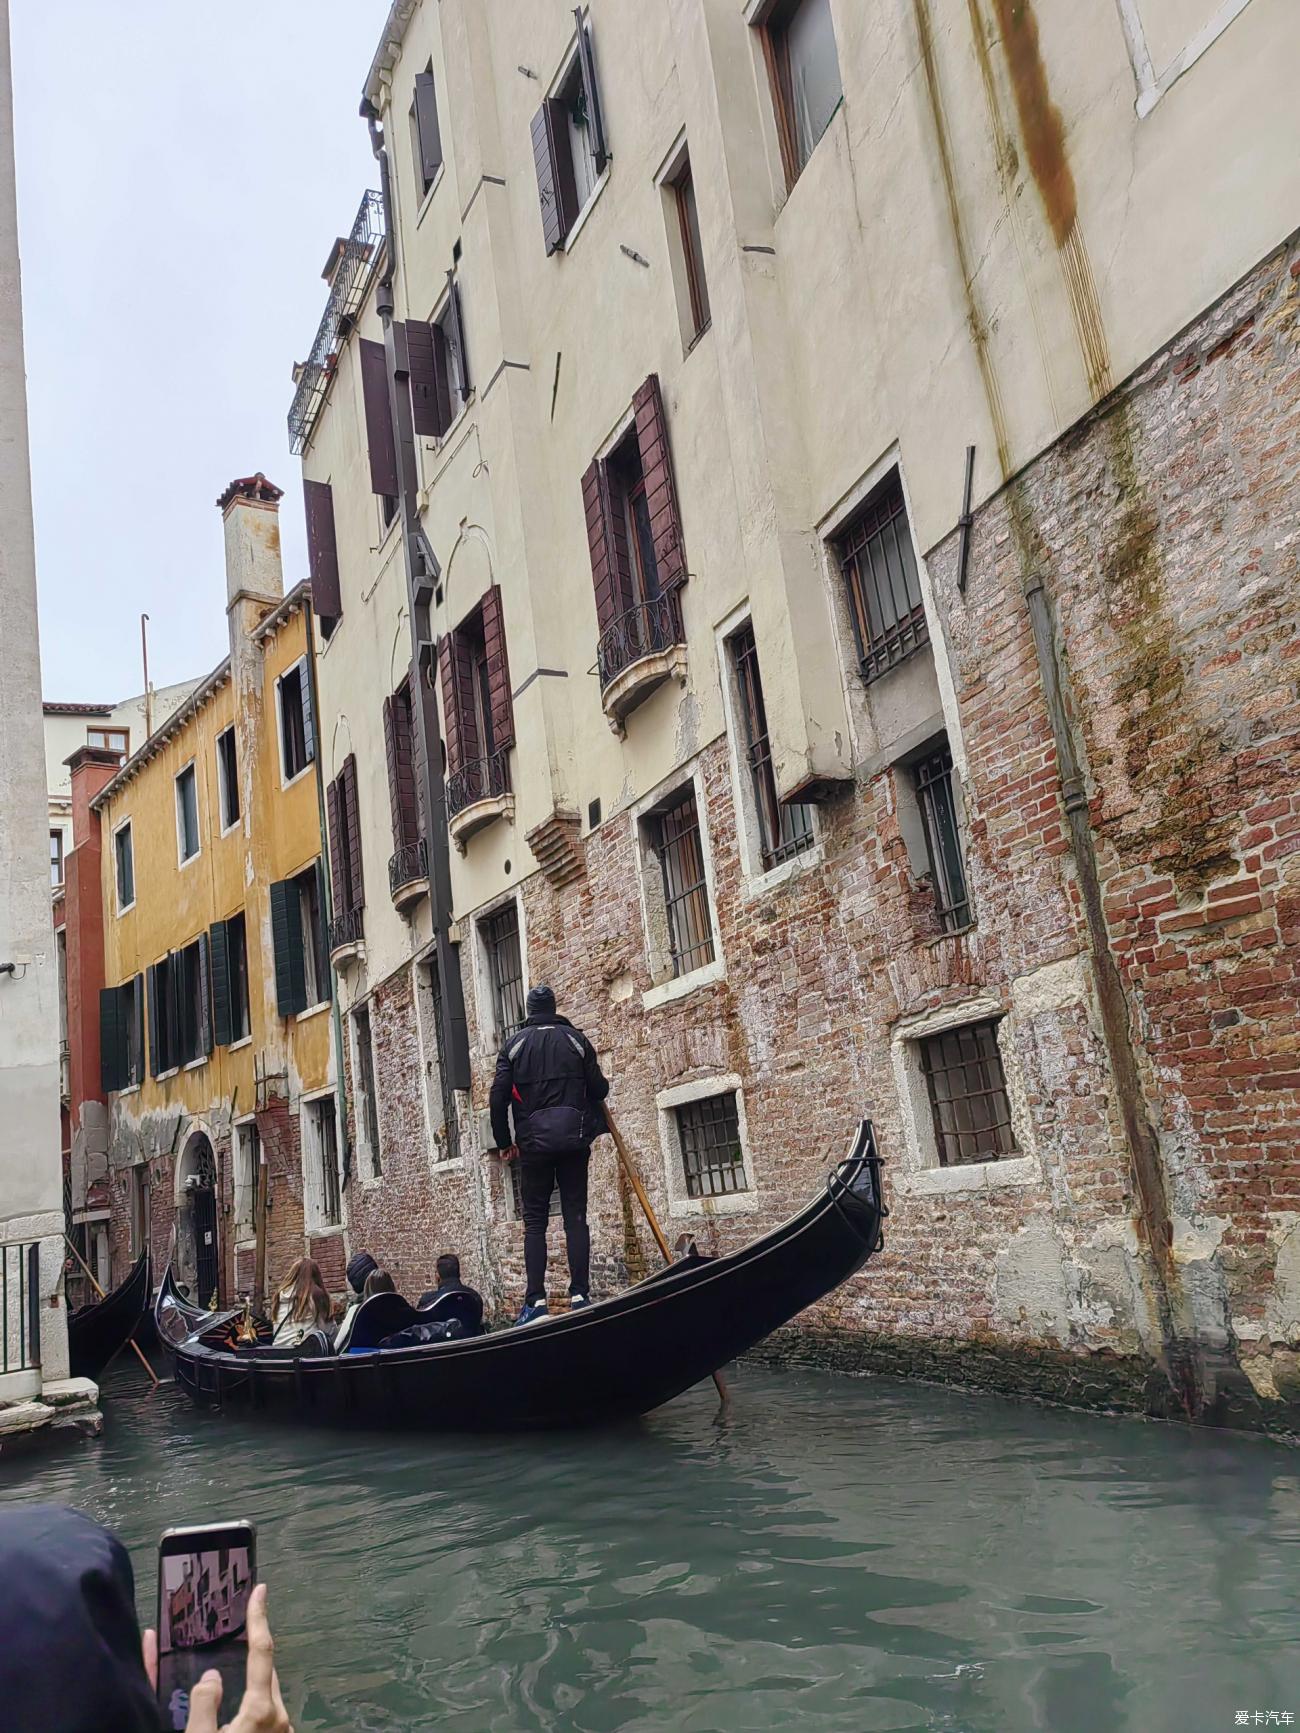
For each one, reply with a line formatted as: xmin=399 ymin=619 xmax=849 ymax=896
xmin=483 ymin=904 xmax=526 ymax=1043
xmin=920 ymin=1019 xmax=1017 ymax=1166
xmin=914 ymin=744 xmax=971 ymax=932
xmin=732 ymin=623 xmax=815 ymax=870
xmin=676 ymin=1093 xmax=748 ymax=1199
xmin=651 ymin=791 xmax=716 ymax=978
xmin=838 ymin=475 xmax=928 ymax=682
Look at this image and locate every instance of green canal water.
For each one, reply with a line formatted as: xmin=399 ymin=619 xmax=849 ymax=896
xmin=1 ymin=1364 xmax=1297 ymax=1732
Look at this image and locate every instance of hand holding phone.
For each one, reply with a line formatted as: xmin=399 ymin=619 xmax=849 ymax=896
xmin=181 ymin=1584 xmax=291 ymax=1732
xmin=156 ymin=1522 xmax=258 ymax=1731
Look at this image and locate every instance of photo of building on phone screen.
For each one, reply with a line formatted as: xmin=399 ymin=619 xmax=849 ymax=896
xmin=160 ymin=1548 xmax=252 ymax=1652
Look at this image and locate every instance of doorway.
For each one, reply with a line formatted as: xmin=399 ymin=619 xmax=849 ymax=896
xmin=176 ymin=1132 xmax=220 ymax=1308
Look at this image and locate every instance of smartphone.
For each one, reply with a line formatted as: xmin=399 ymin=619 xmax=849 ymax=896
xmin=156 ymin=1521 xmax=257 ymax=1732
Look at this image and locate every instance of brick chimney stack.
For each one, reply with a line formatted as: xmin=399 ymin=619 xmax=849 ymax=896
xmin=217 ymin=473 xmax=284 ymax=610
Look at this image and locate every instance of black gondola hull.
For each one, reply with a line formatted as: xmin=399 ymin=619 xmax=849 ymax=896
xmin=165 ymin=1125 xmax=885 ymax=1432
xmin=68 ymin=1251 xmax=151 ymax=1380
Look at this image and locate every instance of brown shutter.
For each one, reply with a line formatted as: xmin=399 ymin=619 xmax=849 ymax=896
xmin=480 ymin=585 xmax=514 ymax=752
xmin=383 ymin=694 xmax=401 ymax=847
xmin=413 ymin=69 xmax=443 ymax=186
xmin=327 ymin=774 xmax=347 ymax=911
xmin=530 ymin=99 xmax=578 ymax=256
xmin=384 ymin=683 xmax=420 ymax=849
xmin=633 ymin=374 xmax=687 ymax=590
xmin=343 ymin=754 xmax=364 ymax=911
xmin=360 ymin=337 xmax=399 ymax=498
xmin=437 ymin=635 xmax=464 ymax=777
xmin=581 ymin=457 xmax=625 ymax=637
xmin=303 ymin=480 xmax=342 ymax=624
xmin=407 ymin=319 xmax=451 ymax=439
xmin=454 ymin=631 xmax=480 ymax=758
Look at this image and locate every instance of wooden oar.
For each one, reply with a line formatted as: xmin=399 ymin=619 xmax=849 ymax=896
xmin=64 ymin=1237 xmax=160 ymax=1387
xmin=602 ymin=1106 xmax=730 ymax=1411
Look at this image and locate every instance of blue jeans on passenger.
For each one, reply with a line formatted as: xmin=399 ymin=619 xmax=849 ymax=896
xmin=520 ymin=1150 xmax=590 ymax=1300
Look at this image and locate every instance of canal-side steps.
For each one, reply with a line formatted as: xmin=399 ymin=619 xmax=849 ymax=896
xmin=0 ymin=1377 xmax=102 ymax=1455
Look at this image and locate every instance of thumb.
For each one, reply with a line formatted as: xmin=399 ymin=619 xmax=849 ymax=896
xmin=184 ymin=1668 xmax=223 ymax=1732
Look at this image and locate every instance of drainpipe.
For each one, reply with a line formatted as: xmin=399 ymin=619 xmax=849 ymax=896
xmin=362 ymin=100 xmax=471 ymax=1137
xmin=303 ymin=596 xmax=354 ymax=1187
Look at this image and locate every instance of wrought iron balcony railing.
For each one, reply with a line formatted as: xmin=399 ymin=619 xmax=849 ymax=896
xmin=388 ymin=836 xmax=428 ymax=899
xmin=328 ymin=904 xmax=365 ymax=957
xmin=447 ymin=747 xmax=512 ymax=821
xmin=597 ymin=591 xmax=684 ymax=692
xmin=288 ymin=190 xmax=385 ymax=455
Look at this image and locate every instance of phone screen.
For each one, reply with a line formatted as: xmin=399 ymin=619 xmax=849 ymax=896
xmin=157 ymin=1524 xmax=256 ymax=1731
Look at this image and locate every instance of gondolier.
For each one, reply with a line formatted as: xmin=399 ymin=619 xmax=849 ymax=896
xmin=490 ymin=985 xmax=610 ymax=1324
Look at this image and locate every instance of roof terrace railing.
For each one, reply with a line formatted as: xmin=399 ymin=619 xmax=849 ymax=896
xmin=287 ymin=190 xmax=385 ymax=456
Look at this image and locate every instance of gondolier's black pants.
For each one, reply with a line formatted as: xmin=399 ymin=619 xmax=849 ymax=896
xmin=520 ymin=1151 xmax=590 ymax=1300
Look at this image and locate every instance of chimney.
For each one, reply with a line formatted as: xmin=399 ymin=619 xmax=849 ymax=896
xmin=217 ymin=473 xmax=284 ymax=610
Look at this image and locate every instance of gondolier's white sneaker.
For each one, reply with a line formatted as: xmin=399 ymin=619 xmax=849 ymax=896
xmin=515 ymin=1299 xmax=549 ymax=1325
xmin=569 ymin=1294 xmax=591 ymax=1309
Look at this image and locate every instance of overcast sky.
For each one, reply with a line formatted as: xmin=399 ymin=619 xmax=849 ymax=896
xmin=10 ymin=0 xmax=390 ymax=700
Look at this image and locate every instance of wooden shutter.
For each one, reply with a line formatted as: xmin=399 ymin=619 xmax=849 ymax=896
xmin=209 ymin=922 xmax=231 ymax=1049
xmin=299 ymin=660 xmax=316 ymax=766
xmin=454 ymin=630 xmax=480 ymax=758
xmin=269 ymin=878 xmax=306 ymax=1018
xmin=445 ymin=273 xmax=470 ymax=399
xmin=131 ymin=975 xmax=145 ymax=1085
xmin=326 ymin=775 xmax=347 ymax=912
xmin=437 ymin=635 xmax=464 ymax=777
xmin=343 ymin=755 xmax=365 ymax=911
xmin=480 ymin=585 xmax=514 ymax=751
xmin=413 ymin=69 xmax=442 ymax=186
xmin=147 ymin=964 xmax=161 ymax=1078
xmin=99 ymin=987 xmax=125 ymax=1093
xmin=165 ymin=951 xmax=181 ymax=1067
xmin=633 ymin=374 xmax=688 ymax=591
xmin=581 ymin=457 xmax=626 ymax=637
xmin=383 ymin=686 xmax=420 ymax=850
xmin=407 ymin=319 xmax=451 ymax=438
xmin=530 ymin=100 xmax=578 ymax=255
xmin=197 ymin=932 xmax=213 ymax=1056
xmin=303 ymin=480 xmax=342 ymax=625
xmin=574 ymin=13 xmax=609 ymax=173
xmin=359 ymin=337 xmax=400 ymax=498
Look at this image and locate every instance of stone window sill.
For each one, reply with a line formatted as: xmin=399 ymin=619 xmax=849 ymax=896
xmin=894 ymin=1154 xmax=1039 ymax=1196
xmin=642 ymin=957 xmax=725 ymax=1011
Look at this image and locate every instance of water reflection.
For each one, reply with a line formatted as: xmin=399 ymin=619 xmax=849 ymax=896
xmin=2 ymin=1366 xmax=1297 ymax=1731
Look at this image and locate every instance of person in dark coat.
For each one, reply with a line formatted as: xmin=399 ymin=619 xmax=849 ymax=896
xmin=489 ymin=984 xmax=609 ymax=1323
xmin=416 ymin=1251 xmax=483 ymax=1311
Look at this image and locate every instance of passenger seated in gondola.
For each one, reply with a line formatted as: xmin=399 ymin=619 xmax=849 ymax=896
xmin=416 ymin=1252 xmax=482 ymax=1312
xmin=335 ymin=1268 xmax=397 ymax=1353
xmin=270 ymin=1257 xmax=331 ymax=1348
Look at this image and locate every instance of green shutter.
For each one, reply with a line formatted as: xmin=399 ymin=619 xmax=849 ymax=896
xmin=165 ymin=951 xmax=181 ymax=1068
xmin=314 ymin=859 xmax=332 ymax=1006
xmin=147 ymin=965 xmax=161 ymax=1078
xmin=131 ymin=975 xmax=145 ymax=1085
xmin=209 ymin=920 xmax=231 ymax=1047
xmin=197 ymin=931 xmax=213 ymax=1055
xmin=99 ymin=987 xmax=125 ymax=1092
xmin=300 ymin=664 xmax=316 ymax=766
xmin=269 ymin=878 xmax=306 ymax=1017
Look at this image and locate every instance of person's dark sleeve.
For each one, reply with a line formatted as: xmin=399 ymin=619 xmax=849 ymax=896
xmin=489 ymin=1046 xmax=515 ymax=1149
xmin=584 ymin=1041 xmax=610 ymax=1104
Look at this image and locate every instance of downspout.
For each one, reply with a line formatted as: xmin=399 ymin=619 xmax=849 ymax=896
xmin=363 ymin=100 xmax=472 ymax=1136
xmin=303 ymin=595 xmax=354 ymax=1188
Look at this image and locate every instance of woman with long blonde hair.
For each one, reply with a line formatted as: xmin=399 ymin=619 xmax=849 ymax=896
xmin=270 ymin=1256 xmax=331 ymax=1347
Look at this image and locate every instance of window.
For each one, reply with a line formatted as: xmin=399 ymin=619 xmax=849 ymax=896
xmin=383 ymin=677 xmax=421 ymax=855
xmin=219 ymin=911 xmax=251 ymax=1044
xmin=759 ymin=0 xmax=843 ymax=188
xmin=128 ymin=1165 xmax=149 ymax=1258
xmin=644 ymin=787 xmax=716 ymax=979
xmin=299 ymin=870 xmax=328 ymax=1008
xmin=99 ymin=976 xmax=145 ymax=1092
xmin=88 ymin=727 xmax=128 ymax=757
xmin=326 ymin=757 xmax=365 ymax=921
xmin=353 ymin=1006 xmax=382 ymax=1180
xmin=410 ymin=61 xmax=443 ymax=198
xmin=150 ymin=953 xmax=177 ymax=1074
xmin=730 ymin=623 xmax=814 ymax=871
xmin=529 ymin=19 xmax=609 ymax=254
xmin=439 ymin=588 xmax=515 ymax=822
xmin=277 ymin=659 xmax=315 ymax=783
xmin=409 ymin=280 xmax=471 ymax=442
xmin=216 ymin=727 xmax=240 ymax=830
xmin=675 ymin=1093 xmax=747 ymax=1199
xmin=607 ymin=428 xmax=661 ymax=609
xmin=49 ymin=829 xmax=64 ymax=888
xmin=913 ymin=742 xmax=971 ymax=932
xmin=506 ymin=1162 xmax=561 ymax=1222
xmin=920 ymin=1020 xmax=1017 ymax=1166
xmin=175 ymin=763 xmax=200 ymax=862
xmin=671 ymin=154 xmax=710 ymax=343
xmin=177 ymin=937 xmax=209 ymax=1067
xmin=481 ymin=902 xmax=526 ymax=1045
xmin=233 ymin=1121 xmax=260 ymax=1243
xmin=114 ymin=821 xmax=135 ymax=911
xmin=305 ymin=1096 xmax=342 ymax=1230
xmin=269 ymin=865 xmax=330 ymax=1018
xmin=836 ymin=473 xmax=928 ymax=682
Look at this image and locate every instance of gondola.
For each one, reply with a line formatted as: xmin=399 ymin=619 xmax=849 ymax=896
xmin=68 ymin=1249 xmax=151 ymax=1380
xmin=160 ymin=1121 xmax=885 ymax=1432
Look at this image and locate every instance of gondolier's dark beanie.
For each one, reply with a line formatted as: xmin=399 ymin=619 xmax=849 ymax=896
xmin=0 ymin=1504 xmax=158 ymax=1731
xmin=347 ymin=1250 xmax=379 ymax=1294
xmin=526 ymin=984 xmax=557 ymax=1018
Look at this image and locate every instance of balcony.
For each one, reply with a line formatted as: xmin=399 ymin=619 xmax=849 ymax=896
xmin=288 ymin=190 xmax=385 ymax=456
xmin=596 ymin=592 xmax=687 ymax=733
xmin=328 ymin=904 xmax=365 ymax=968
xmin=447 ymin=747 xmax=513 ymax=849
xmin=388 ymin=836 xmax=429 ymax=912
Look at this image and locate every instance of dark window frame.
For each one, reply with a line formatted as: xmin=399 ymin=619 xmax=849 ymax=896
xmin=277 ymin=660 xmax=314 ymax=783
xmin=730 ymin=622 xmax=815 ymax=872
xmin=216 ymin=726 xmax=240 ymax=830
xmin=758 ymin=0 xmax=843 ymax=190
xmin=912 ymin=742 xmax=972 ymax=933
xmin=296 ymin=865 xmax=329 ymax=1010
xmin=114 ymin=820 xmax=135 ymax=911
xmin=836 ymin=473 xmax=929 ymax=683
xmin=227 ymin=911 xmax=251 ymax=1043
xmin=481 ymin=901 xmax=526 ymax=1045
xmin=49 ymin=828 xmax=64 ymax=888
xmin=675 ymin=1092 xmax=748 ymax=1199
xmin=306 ymin=1095 xmax=342 ymax=1228
xmin=353 ymin=1005 xmax=382 ymax=1179
xmin=671 ymin=154 xmax=710 ymax=343
xmin=920 ymin=1019 xmax=1017 ymax=1167
xmin=645 ymin=786 xmax=716 ymax=980
xmin=175 ymin=764 xmax=200 ymax=863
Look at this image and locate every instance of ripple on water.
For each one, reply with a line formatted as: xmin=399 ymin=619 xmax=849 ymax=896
xmin=1 ymin=1366 xmax=1298 ymax=1731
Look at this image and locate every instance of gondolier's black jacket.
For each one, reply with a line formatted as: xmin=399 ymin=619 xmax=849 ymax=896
xmin=490 ymin=1013 xmax=610 ymax=1158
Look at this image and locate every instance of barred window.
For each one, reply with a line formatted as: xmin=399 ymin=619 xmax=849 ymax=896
xmin=647 ymin=789 xmax=715 ymax=977
xmin=675 ymin=1093 xmax=747 ymax=1199
xmin=920 ymin=1020 xmax=1016 ymax=1166
xmin=306 ymin=1097 xmax=342 ymax=1228
xmin=913 ymin=743 xmax=970 ymax=932
xmin=837 ymin=473 xmax=928 ymax=682
xmin=482 ymin=902 xmax=526 ymax=1043
xmin=731 ymin=622 xmax=814 ymax=871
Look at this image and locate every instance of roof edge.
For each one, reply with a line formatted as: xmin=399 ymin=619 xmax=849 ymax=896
xmin=363 ymin=0 xmax=419 ymax=109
